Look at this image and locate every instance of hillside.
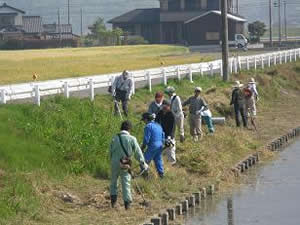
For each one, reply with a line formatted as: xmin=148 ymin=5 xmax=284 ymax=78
xmin=0 ymin=60 xmax=300 ymax=225
xmin=2 ymin=0 xmax=299 ymax=35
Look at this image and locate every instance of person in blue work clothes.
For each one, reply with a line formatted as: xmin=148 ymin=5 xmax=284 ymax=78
xmin=141 ymin=112 xmax=165 ymax=179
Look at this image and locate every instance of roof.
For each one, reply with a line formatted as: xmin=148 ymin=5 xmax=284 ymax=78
xmin=184 ymin=10 xmax=247 ymax=24
xmin=0 ymin=3 xmax=25 ymax=14
xmin=108 ymin=8 xmax=160 ymax=24
xmin=160 ymin=11 xmax=207 ymax=22
xmin=22 ymin=16 xmax=43 ymax=33
xmin=43 ymin=24 xmax=72 ymax=34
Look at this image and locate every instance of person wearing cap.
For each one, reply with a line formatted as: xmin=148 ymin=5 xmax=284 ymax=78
xmin=141 ymin=112 xmax=165 ymax=178
xmin=111 ymin=70 xmax=133 ymax=117
xmin=110 ymin=120 xmax=148 ymax=210
xmin=183 ymin=87 xmax=207 ymax=142
xmin=156 ymin=101 xmax=177 ymax=165
xmin=230 ymin=81 xmax=247 ymax=128
xmin=148 ymin=92 xmax=167 ymax=116
xmin=165 ymin=86 xmax=185 ymax=143
xmin=245 ymin=78 xmax=259 ymax=129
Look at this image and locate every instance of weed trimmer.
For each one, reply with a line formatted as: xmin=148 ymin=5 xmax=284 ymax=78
xmin=129 ymin=168 xmax=151 ymax=208
xmin=113 ymin=98 xmax=123 ymax=120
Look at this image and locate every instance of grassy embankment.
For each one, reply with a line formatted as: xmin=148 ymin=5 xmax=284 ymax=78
xmin=0 ymin=45 xmax=213 ymax=85
xmin=1 ymin=60 xmax=300 ymax=225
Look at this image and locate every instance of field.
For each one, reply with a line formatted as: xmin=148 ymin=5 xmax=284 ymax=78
xmin=1 ymin=59 xmax=300 ymax=225
xmin=0 ymin=45 xmax=212 ymax=85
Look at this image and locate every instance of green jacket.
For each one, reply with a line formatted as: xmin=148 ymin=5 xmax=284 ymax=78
xmin=110 ymin=130 xmax=145 ymax=167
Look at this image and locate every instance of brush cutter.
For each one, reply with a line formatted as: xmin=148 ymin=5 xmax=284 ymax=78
xmin=129 ymin=168 xmax=151 ymax=207
xmin=113 ymin=98 xmax=123 ymax=120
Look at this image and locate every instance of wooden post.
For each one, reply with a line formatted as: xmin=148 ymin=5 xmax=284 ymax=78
xmin=163 ymin=68 xmax=167 ymax=86
xmin=274 ymin=54 xmax=277 ymax=65
xmin=89 ymin=79 xmax=95 ymax=101
xmin=0 ymin=89 xmax=6 ymax=104
xmin=64 ymin=81 xmax=69 ymax=98
xmin=289 ymin=51 xmax=292 ymax=62
xmin=189 ymin=66 xmax=193 ymax=83
xmin=268 ymin=55 xmax=271 ymax=67
xmin=294 ymin=49 xmax=297 ymax=61
xmin=147 ymin=72 xmax=152 ymax=92
xmin=177 ymin=67 xmax=181 ymax=81
xmin=230 ymin=59 xmax=233 ymax=74
xmin=34 ymin=85 xmax=40 ymax=106
xmin=238 ymin=56 xmax=242 ymax=71
xmin=254 ymin=57 xmax=257 ymax=70
xmin=261 ymin=56 xmax=264 ymax=69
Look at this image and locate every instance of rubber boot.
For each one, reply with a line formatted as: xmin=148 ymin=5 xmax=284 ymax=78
xmin=124 ymin=201 xmax=131 ymax=210
xmin=111 ymin=195 xmax=117 ymax=208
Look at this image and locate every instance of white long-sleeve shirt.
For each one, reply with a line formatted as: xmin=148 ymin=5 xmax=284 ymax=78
xmin=170 ymin=93 xmax=184 ymax=119
xmin=248 ymin=83 xmax=259 ymax=97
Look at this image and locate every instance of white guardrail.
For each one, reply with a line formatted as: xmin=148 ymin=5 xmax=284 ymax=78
xmin=0 ymin=48 xmax=300 ymax=106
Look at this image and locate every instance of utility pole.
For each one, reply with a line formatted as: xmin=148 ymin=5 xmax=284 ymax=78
xmin=58 ymin=8 xmax=62 ymax=47
xmin=278 ymin=0 xmax=282 ymax=45
xmin=67 ymin=0 xmax=70 ymax=25
xmin=80 ymin=8 xmax=83 ymax=37
xmin=284 ymin=0 xmax=287 ymax=40
xmin=221 ymin=0 xmax=229 ymax=82
xmin=269 ymin=0 xmax=273 ymax=46
xmin=236 ymin=0 xmax=239 ymax=14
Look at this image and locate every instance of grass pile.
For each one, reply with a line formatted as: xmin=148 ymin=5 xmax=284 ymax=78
xmin=0 ymin=61 xmax=300 ymax=225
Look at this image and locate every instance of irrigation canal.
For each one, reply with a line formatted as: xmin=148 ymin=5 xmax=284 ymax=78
xmin=184 ymin=140 xmax=300 ymax=225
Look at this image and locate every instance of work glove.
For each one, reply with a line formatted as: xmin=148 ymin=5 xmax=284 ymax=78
xmin=140 ymin=162 xmax=149 ymax=172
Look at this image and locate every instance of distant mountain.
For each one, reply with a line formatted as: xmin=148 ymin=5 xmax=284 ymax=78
xmin=1 ymin=0 xmax=299 ymax=34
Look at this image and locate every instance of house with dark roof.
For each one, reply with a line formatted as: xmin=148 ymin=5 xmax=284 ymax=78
xmin=0 ymin=3 xmax=76 ymax=41
xmin=108 ymin=0 xmax=247 ymax=45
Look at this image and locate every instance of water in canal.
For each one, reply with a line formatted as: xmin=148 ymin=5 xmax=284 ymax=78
xmin=184 ymin=140 xmax=300 ymax=225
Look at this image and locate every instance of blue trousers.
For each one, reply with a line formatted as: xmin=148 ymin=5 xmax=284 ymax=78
xmin=144 ymin=146 xmax=164 ymax=175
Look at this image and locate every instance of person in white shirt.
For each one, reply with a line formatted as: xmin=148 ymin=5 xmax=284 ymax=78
xmin=165 ymin=86 xmax=185 ymax=143
xmin=111 ymin=70 xmax=133 ymax=117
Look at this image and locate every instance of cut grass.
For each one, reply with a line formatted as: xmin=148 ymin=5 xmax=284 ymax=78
xmin=0 ymin=45 xmax=212 ymax=85
xmin=0 ymin=61 xmax=300 ymax=224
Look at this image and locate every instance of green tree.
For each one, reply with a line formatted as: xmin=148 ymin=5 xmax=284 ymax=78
xmin=248 ymin=21 xmax=267 ymax=43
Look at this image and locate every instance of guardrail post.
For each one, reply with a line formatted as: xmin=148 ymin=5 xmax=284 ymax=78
xmin=200 ymin=65 xmax=204 ymax=76
xmin=89 ymin=79 xmax=95 ymax=101
xmin=177 ymin=67 xmax=181 ymax=81
xmin=0 ymin=89 xmax=6 ymax=104
xmin=279 ymin=52 xmax=282 ymax=64
xmin=246 ymin=57 xmax=250 ymax=70
xmin=64 ymin=81 xmax=69 ymax=98
xmin=268 ymin=55 xmax=271 ymax=67
xmin=220 ymin=61 xmax=223 ymax=77
xmin=209 ymin=64 xmax=214 ymax=76
xmin=163 ymin=68 xmax=167 ymax=86
xmin=34 ymin=85 xmax=40 ymax=106
xmin=131 ymin=75 xmax=136 ymax=95
xmin=273 ymin=54 xmax=277 ymax=65
xmin=285 ymin=51 xmax=288 ymax=63
xmin=147 ymin=72 xmax=152 ymax=92
xmin=189 ymin=66 xmax=193 ymax=83
xmin=261 ymin=56 xmax=264 ymax=69
xmin=254 ymin=57 xmax=257 ymax=70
